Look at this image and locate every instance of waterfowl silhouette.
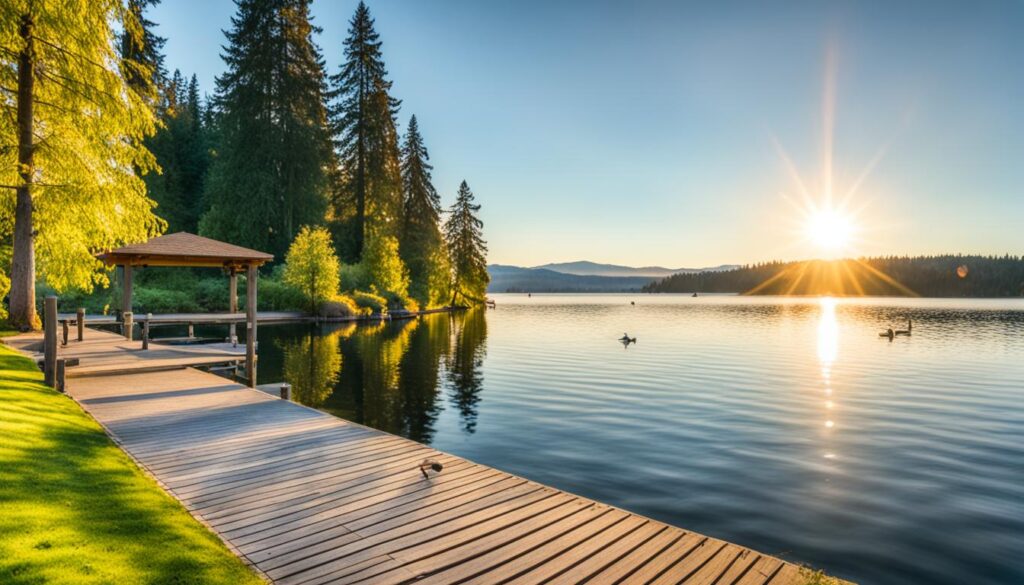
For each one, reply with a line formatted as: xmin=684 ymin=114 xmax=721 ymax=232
xmin=619 ymin=333 xmax=637 ymax=345
xmin=895 ymin=319 xmax=912 ymax=336
xmin=879 ymin=327 xmax=894 ymax=340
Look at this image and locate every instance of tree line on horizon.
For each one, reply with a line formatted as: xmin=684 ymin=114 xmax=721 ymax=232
xmin=0 ymin=0 xmax=489 ymax=329
xmin=642 ymin=255 xmax=1024 ymax=297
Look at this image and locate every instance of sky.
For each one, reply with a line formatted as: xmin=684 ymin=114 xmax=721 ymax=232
xmin=150 ymin=0 xmax=1024 ymax=268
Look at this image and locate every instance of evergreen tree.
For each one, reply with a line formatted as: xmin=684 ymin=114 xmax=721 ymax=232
xmin=120 ymin=0 xmax=166 ymax=106
xmin=1 ymin=0 xmax=163 ymax=329
xmin=444 ymin=181 xmax=489 ymax=306
xmin=399 ymin=115 xmax=447 ymax=307
xmin=200 ymin=0 xmax=332 ymax=259
xmin=328 ymin=1 xmax=402 ymax=262
xmin=146 ymin=72 xmax=210 ymax=233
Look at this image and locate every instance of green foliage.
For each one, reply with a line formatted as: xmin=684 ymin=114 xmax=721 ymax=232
xmin=145 ymin=71 xmax=210 ymax=233
xmin=329 ymin=1 xmax=403 ymax=261
xmin=0 ymin=344 xmax=261 ymax=584
xmin=0 ymin=0 xmax=165 ymax=295
xmin=0 ymin=271 xmax=9 ymax=321
xmin=282 ymin=226 xmax=341 ymax=313
xmin=339 ymin=261 xmax=369 ymax=292
xmin=351 ymin=289 xmax=387 ymax=314
xmin=200 ymin=0 xmax=332 ymax=259
xmin=381 ymin=290 xmax=420 ymax=313
xmin=361 ymin=234 xmax=410 ymax=297
xmin=256 ymin=276 xmax=307 ymax=312
xmin=319 ymin=294 xmax=366 ymax=319
xmin=445 ymin=181 xmax=489 ymax=305
xmin=399 ymin=115 xmax=447 ymax=307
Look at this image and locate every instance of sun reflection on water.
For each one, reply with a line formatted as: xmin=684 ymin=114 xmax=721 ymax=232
xmin=817 ymin=297 xmax=839 ymax=459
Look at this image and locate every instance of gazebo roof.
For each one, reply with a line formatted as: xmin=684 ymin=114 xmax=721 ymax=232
xmin=97 ymin=232 xmax=273 ymax=268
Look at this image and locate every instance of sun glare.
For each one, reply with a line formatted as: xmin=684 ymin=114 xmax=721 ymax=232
xmin=806 ymin=208 xmax=856 ymax=255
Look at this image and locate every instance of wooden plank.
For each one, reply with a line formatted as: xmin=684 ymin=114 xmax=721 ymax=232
xmin=624 ymin=532 xmax=707 ymax=583
xmin=648 ymin=539 xmax=728 ymax=585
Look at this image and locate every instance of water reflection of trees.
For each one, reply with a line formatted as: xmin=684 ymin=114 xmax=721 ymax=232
xmin=279 ymin=308 xmax=488 ymax=443
xmin=445 ymin=308 xmax=488 ymax=434
xmin=279 ymin=324 xmax=349 ymax=408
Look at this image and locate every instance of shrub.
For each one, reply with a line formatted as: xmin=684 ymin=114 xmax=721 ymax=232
xmin=339 ymin=261 xmax=369 ymax=292
xmin=381 ymin=290 xmax=420 ymax=313
xmin=194 ymin=277 xmax=229 ymax=311
xmin=318 ymin=294 xmax=367 ymax=319
xmin=257 ymin=277 xmax=307 ymax=311
xmin=133 ymin=287 xmax=200 ymax=313
xmin=282 ymin=226 xmax=341 ymax=314
xmin=351 ymin=290 xmax=387 ymax=314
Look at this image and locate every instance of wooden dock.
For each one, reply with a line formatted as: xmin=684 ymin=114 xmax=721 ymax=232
xmin=6 ymin=330 xmax=825 ymax=585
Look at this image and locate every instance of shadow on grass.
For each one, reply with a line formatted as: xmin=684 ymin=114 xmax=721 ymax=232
xmin=0 ymin=345 xmax=261 ymax=585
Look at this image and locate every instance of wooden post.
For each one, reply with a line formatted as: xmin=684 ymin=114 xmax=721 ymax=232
xmin=123 ymin=311 xmax=133 ymax=341
xmin=142 ymin=317 xmax=150 ymax=350
xmin=188 ymin=323 xmax=195 ymax=339
xmin=280 ymin=383 xmax=292 ymax=401
xmin=246 ymin=263 xmax=258 ymax=387
xmin=228 ymin=268 xmax=238 ymax=345
xmin=43 ymin=295 xmax=57 ymax=386
xmin=55 ymin=359 xmax=66 ymax=393
xmin=122 ymin=264 xmax=133 ymax=340
xmin=61 ymin=320 xmax=69 ymax=346
xmin=76 ymin=307 xmax=85 ymax=341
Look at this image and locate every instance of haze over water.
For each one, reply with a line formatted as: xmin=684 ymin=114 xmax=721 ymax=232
xmin=251 ymin=294 xmax=1024 ymax=585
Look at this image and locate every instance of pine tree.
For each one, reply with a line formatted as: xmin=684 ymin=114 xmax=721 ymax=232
xmin=145 ymin=71 xmax=210 ymax=233
xmin=1 ymin=0 xmax=164 ymax=329
xmin=200 ymin=0 xmax=332 ymax=259
xmin=328 ymin=1 xmax=402 ymax=262
xmin=121 ymin=0 xmax=166 ymax=106
xmin=444 ymin=181 xmax=489 ymax=306
xmin=399 ymin=115 xmax=447 ymax=307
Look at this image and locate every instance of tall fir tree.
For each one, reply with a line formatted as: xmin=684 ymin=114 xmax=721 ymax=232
xmin=145 ymin=71 xmax=210 ymax=233
xmin=444 ymin=181 xmax=489 ymax=306
xmin=1 ymin=0 xmax=163 ymax=329
xmin=200 ymin=0 xmax=332 ymax=258
xmin=120 ymin=0 xmax=166 ymax=106
xmin=399 ymin=115 xmax=448 ymax=307
xmin=328 ymin=1 xmax=403 ymax=262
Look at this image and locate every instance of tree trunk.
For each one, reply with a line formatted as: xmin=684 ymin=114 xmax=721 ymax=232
xmin=9 ymin=15 xmax=38 ymax=331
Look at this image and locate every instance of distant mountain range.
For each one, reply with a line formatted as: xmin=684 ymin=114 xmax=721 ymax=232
xmin=487 ymin=261 xmax=739 ymax=293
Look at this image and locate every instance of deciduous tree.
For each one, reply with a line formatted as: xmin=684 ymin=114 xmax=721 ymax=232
xmin=282 ymin=225 xmax=340 ymax=314
xmin=0 ymin=0 xmax=164 ymax=329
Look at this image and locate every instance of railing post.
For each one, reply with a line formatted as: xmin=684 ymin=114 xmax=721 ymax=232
xmin=188 ymin=323 xmax=195 ymax=339
xmin=61 ymin=320 xmax=69 ymax=346
xmin=142 ymin=316 xmax=150 ymax=350
xmin=76 ymin=307 xmax=85 ymax=341
xmin=279 ymin=383 xmax=292 ymax=401
xmin=123 ymin=311 xmax=133 ymax=341
xmin=55 ymin=359 xmax=66 ymax=393
xmin=43 ymin=296 xmax=57 ymax=387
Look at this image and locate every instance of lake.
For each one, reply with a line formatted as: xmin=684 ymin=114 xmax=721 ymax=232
xmin=235 ymin=294 xmax=1023 ymax=584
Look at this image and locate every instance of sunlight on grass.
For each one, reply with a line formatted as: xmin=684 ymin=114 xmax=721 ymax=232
xmin=0 ymin=342 xmax=261 ymax=585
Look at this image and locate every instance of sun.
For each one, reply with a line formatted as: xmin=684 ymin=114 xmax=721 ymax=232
xmin=805 ymin=207 xmax=856 ymax=256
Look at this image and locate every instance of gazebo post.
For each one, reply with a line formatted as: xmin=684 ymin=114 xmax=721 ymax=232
xmin=246 ymin=263 xmax=258 ymax=387
xmin=228 ymin=268 xmax=238 ymax=345
xmin=122 ymin=264 xmax=133 ymax=340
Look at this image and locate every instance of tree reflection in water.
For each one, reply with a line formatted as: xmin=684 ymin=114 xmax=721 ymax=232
xmin=445 ymin=308 xmax=487 ymax=434
xmin=273 ymin=308 xmax=488 ymax=444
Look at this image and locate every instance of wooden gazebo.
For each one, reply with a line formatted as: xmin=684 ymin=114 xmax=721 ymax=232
xmin=97 ymin=232 xmax=273 ymax=386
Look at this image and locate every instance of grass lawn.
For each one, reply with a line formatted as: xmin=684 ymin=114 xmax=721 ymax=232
xmin=0 ymin=340 xmax=262 ymax=585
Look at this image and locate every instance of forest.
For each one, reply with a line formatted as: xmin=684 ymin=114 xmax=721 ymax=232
xmin=643 ymin=255 xmax=1024 ymax=297
xmin=0 ymin=0 xmax=489 ymax=328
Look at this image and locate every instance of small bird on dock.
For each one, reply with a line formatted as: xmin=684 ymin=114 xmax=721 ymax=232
xmin=419 ymin=459 xmax=443 ymax=479
xmin=630 ymin=301 xmax=635 ymax=305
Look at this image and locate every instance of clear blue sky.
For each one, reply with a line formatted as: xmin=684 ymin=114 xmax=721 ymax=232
xmin=151 ymin=0 xmax=1023 ymax=267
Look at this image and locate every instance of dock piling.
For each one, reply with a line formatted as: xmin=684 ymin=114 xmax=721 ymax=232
xmin=279 ymin=383 xmax=292 ymax=401
xmin=43 ymin=296 xmax=57 ymax=387
xmin=77 ymin=308 xmax=85 ymax=341
xmin=55 ymin=359 xmax=66 ymax=393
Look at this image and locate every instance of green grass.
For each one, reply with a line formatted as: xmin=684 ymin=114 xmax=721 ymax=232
xmin=0 ymin=341 xmax=263 ymax=585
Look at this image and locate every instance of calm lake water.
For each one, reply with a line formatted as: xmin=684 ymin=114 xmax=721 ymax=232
xmin=221 ymin=294 xmax=1022 ymax=584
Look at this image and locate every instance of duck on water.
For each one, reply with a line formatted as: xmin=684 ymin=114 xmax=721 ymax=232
xmin=620 ymin=333 xmax=637 ymax=346
xmin=880 ymin=319 xmax=912 ymax=339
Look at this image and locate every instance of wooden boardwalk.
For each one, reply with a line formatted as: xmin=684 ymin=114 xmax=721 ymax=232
xmin=5 ymin=328 xmax=246 ymax=378
xmin=7 ymin=331 xmax=823 ymax=585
